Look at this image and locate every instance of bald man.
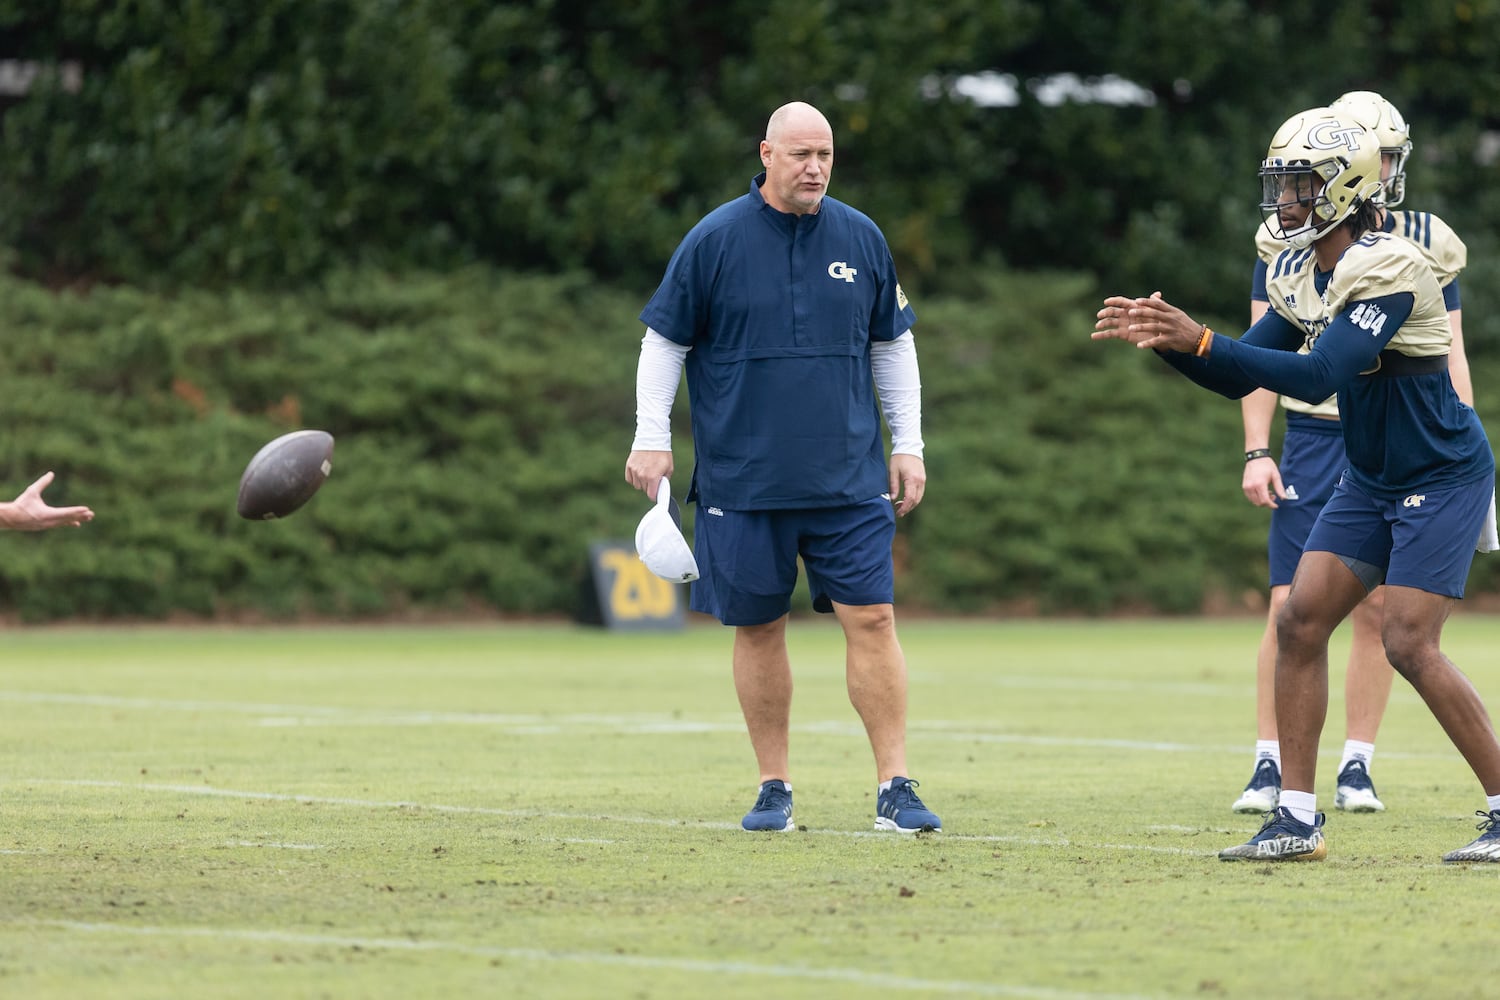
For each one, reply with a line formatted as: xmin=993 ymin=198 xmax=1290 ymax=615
xmin=625 ymin=102 xmax=942 ymax=834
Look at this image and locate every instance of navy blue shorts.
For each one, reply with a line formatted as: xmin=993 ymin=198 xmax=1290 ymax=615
xmin=689 ymin=497 xmax=897 ymax=626
xmin=1267 ymin=417 xmax=1346 ymax=587
xmin=1304 ymin=473 xmax=1494 ymax=598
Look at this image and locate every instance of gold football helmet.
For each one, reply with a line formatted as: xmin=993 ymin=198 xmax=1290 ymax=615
xmin=1259 ymin=107 xmax=1384 ymax=250
xmin=1330 ymin=90 xmax=1413 ymax=206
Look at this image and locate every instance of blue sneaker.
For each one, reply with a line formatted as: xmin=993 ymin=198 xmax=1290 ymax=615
xmin=1333 ymin=759 xmax=1385 ymax=812
xmin=1219 ymin=807 xmax=1326 ymax=861
xmin=1231 ymin=758 xmax=1281 ymax=814
xmin=875 ymin=777 xmax=941 ymax=833
xmin=741 ymin=780 xmax=794 ymax=832
xmin=1443 ymin=810 xmax=1500 ymax=863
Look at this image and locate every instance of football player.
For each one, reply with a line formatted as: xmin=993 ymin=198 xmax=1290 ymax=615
xmin=1230 ymin=91 xmax=1473 ymax=817
xmin=1094 ymin=108 xmax=1500 ymax=863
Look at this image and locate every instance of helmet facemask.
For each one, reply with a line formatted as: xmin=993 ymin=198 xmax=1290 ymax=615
xmin=1378 ymin=140 xmax=1412 ymax=207
xmin=1259 ymin=158 xmax=1347 ymax=250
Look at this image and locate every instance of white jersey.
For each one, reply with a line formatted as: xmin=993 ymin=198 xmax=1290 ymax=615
xmin=1252 ymin=210 xmax=1465 ymax=417
xmin=1263 ymin=233 xmax=1451 ymax=360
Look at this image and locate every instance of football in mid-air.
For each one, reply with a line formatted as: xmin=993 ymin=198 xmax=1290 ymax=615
xmin=236 ymin=430 xmax=335 ymax=520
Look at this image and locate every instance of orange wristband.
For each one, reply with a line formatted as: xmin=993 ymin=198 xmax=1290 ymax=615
xmin=1195 ymin=326 xmax=1213 ymax=357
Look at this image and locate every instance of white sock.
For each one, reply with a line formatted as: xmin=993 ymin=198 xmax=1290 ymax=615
xmin=878 ymin=779 xmax=892 ymax=794
xmin=1340 ymin=740 xmax=1375 ymax=773
xmin=1255 ymin=740 xmax=1281 ymax=769
xmin=1486 ymin=793 xmax=1500 ymax=814
xmin=1279 ymin=790 xmax=1317 ymax=825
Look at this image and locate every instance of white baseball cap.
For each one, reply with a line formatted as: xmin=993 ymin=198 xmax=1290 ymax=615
xmin=635 ymin=478 xmax=699 ymax=582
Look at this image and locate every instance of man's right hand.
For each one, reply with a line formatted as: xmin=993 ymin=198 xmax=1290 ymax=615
xmin=626 ymin=451 xmax=674 ymax=500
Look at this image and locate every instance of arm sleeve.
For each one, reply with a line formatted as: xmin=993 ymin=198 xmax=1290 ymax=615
xmin=1250 ymin=259 xmax=1269 ymax=303
xmin=1160 ymin=292 xmax=1413 ymax=403
xmin=1443 ymin=277 xmax=1462 ymax=311
xmin=870 ymin=330 xmax=923 ymax=457
xmin=631 ymin=328 xmax=689 ymax=451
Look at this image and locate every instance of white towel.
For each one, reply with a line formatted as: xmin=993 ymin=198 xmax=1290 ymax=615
xmin=1478 ymin=488 xmax=1499 ymax=553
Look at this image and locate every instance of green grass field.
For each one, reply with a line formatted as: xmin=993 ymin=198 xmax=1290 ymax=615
xmin=4 ymin=616 xmax=1500 ymax=998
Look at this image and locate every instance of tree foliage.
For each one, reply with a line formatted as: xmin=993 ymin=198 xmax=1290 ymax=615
xmin=6 ymin=0 xmax=1497 ymax=310
xmin=2 ymin=1 xmax=1500 ymax=618
xmin=0 ymin=266 xmax=1256 ymax=620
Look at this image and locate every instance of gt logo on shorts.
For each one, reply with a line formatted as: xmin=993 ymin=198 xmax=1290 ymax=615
xmin=1403 ymin=494 xmax=1427 ymax=508
xmin=827 ymin=261 xmax=858 ymax=283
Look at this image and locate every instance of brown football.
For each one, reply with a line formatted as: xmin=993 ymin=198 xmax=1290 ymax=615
xmin=236 ymin=430 xmax=335 ymax=520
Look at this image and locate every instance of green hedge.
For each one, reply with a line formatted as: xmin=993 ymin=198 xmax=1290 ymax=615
xmin=9 ymin=0 xmax=1500 ymax=334
xmin=0 ymin=267 xmax=644 ymax=620
xmin=5 ymin=265 xmax=1494 ymax=622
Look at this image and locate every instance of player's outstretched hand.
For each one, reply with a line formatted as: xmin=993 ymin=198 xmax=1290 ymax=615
xmin=1094 ymin=292 xmax=1204 ymax=354
xmin=1094 ymin=295 xmax=1153 ymax=345
xmin=2 ymin=472 xmax=94 ymax=531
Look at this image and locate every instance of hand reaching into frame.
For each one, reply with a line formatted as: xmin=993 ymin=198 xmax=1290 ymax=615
xmin=1 ymin=472 xmax=94 ymax=531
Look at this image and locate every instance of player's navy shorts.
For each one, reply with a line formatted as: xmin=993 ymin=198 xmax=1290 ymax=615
xmin=1267 ymin=414 xmax=1346 ymax=587
xmin=689 ymin=496 xmax=897 ymax=626
xmin=1304 ymin=473 xmax=1494 ymax=598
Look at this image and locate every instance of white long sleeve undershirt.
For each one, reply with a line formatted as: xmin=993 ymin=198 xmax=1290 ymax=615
xmin=631 ymin=329 xmax=688 ymax=451
xmin=871 ymin=330 xmax=924 ymax=458
xmin=630 ymin=327 xmax=924 ymax=459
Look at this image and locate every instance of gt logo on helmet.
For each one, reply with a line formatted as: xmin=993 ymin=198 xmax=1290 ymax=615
xmin=1307 ymin=122 xmax=1365 ymax=151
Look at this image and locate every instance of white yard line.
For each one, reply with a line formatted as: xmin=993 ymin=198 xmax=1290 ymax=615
xmin=227 ymin=840 xmax=327 ymax=850
xmin=27 ymin=919 xmax=1157 ymax=1000
xmin=0 ymin=688 xmax=1457 ymax=759
xmin=21 ymin=779 xmax=1208 ymax=856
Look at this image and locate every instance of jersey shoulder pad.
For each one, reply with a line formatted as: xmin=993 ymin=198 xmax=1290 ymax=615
xmin=1335 ymin=233 xmax=1428 ymax=301
xmin=1263 ymin=243 xmax=1316 ymax=287
xmin=1253 ymin=222 xmax=1286 ymax=265
xmin=1390 ymin=209 xmax=1467 ymax=283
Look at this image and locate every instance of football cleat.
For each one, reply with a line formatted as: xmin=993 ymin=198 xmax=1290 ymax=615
xmin=1442 ymin=810 xmax=1500 ymax=863
xmin=741 ymin=780 xmax=794 ymax=832
xmin=1333 ymin=760 xmax=1385 ymax=812
xmin=1219 ymin=807 xmax=1326 ymax=862
xmin=874 ymin=777 xmax=941 ymax=833
xmin=1231 ymin=758 xmax=1281 ymax=814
